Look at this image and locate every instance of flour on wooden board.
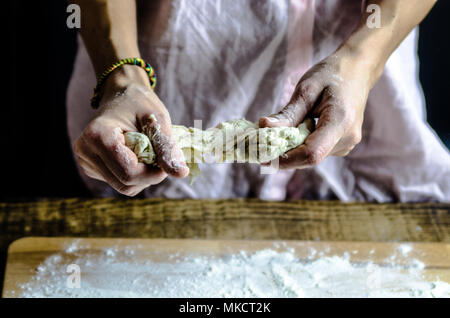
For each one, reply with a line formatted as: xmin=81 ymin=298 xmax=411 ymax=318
xmin=15 ymin=243 xmax=450 ymax=298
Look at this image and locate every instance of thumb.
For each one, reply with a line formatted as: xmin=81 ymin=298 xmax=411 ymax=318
xmin=259 ymin=82 xmax=322 ymax=128
xmin=141 ymin=114 xmax=189 ymax=178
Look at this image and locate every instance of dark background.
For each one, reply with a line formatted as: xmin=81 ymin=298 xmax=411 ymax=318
xmin=1 ymin=1 xmax=449 ymax=200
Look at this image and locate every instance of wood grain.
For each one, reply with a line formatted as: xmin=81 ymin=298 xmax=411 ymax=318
xmin=1 ymin=198 xmax=448 ymax=245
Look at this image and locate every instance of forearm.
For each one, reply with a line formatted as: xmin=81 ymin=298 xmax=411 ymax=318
xmin=70 ymin=0 xmax=149 ymax=87
xmin=336 ymin=0 xmax=437 ymax=88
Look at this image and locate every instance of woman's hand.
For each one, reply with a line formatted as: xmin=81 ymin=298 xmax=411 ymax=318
xmin=74 ymin=65 xmax=189 ymax=196
xmin=259 ymin=0 xmax=437 ymax=170
xmin=259 ymin=49 xmax=371 ymax=169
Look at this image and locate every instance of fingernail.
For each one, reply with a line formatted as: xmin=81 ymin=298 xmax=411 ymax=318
xmin=169 ymin=160 xmax=190 ymax=178
xmin=170 ymin=160 xmax=186 ymax=171
xmin=264 ymin=117 xmax=279 ymax=123
xmin=148 ymin=114 xmax=158 ymax=124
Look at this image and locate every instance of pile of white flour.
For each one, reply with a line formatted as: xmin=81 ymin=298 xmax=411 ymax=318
xmin=17 ymin=243 xmax=450 ymax=298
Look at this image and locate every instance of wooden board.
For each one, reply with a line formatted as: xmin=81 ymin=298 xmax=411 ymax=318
xmin=3 ymin=237 xmax=450 ymax=297
xmin=1 ymin=199 xmax=449 ymax=246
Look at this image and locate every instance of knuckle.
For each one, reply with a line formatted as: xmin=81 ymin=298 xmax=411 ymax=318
xmin=350 ymin=132 xmax=362 ymax=146
xmin=150 ymin=170 xmax=167 ymax=185
xmin=336 ymin=148 xmax=353 ymax=157
xmin=343 ymin=108 xmax=358 ymax=126
xmin=294 ymin=81 xmax=316 ymax=102
xmin=304 ymin=146 xmax=326 ymax=166
xmin=116 ymin=184 xmax=135 ymax=196
xmin=119 ymin=169 xmax=138 ymax=185
xmin=73 ymin=139 xmax=82 ymax=155
xmin=334 ymin=106 xmax=349 ymax=123
xmin=79 ymin=165 xmax=89 ymax=175
xmin=84 ymin=121 xmax=104 ymax=143
xmin=347 ymin=145 xmax=356 ymax=154
xmin=84 ymin=170 xmax=97 ymax=179
xmin=123 ymin=191 xmax=136 ymax=197
xmin=345 ymin=130 xmax=362 ymax=147
xmin=335 ymin=109 xmax=356 ymax=132
xmin=156 ymin=171 xmax=168 ymax=183
xmin=76 ymin=156 xmax=86 ymax=168
xmin=278 ymin=107 xmax=297 ymax=125
xmin=81 ymin=166 xmax=102 ymax=181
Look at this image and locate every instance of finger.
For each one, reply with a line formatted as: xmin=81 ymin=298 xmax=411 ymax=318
xmin=87 ymin=125 xmax=168 ymax=186
xmin=278 ymin=108 xmax=345 ymax=169
xmin=330 ymin=127 xmax=362 ymax=157
xmin=77 ymin=156 xmax=105 ymax=181
xmin=259 ymin=80 xmax=323 ymax=128
xmin=141 ymin=114 xmax=190 ymax=178
xmin=74 ymin=139 xmax=104 ymax=180
xmin=123 ymin=184 xmax=149 ymax=197
xmin=329 ymin=136 xmax=357 ymax=157
xmin=91 ymin=154 xmax=141 ymax=196
xmin=77 ymin=138 xmax=146 ymax=196
xmin=332 ymin=148 xmax=354 ymax=157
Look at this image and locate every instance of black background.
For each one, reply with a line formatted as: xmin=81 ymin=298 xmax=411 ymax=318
xmin=1 ymin=0 xmax=449 ymax=200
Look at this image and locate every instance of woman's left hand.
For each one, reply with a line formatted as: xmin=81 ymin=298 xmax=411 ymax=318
xmin=259 ymin=50 xmax=371 ymax=169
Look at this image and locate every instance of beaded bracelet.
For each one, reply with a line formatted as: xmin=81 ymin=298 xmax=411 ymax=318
xmin=91 ymin=57 xmax=157 ymax=109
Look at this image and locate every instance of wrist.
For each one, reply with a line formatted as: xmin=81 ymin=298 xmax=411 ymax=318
xmin=334 ymin=41 xmax=384 ymax=89
xmin=334 ymin=15 xmax=398 ymax=89
xmin=100 ymin=64 xmax=153 ymax=102
xmin=105 ymin=64 xmax=152 ymax=91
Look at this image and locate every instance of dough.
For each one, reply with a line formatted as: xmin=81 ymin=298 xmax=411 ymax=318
xmin=125 ymin=117 xmax=314 ymax=180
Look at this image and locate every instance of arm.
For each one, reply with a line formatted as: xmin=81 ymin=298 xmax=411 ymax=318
xmin=260 ymin=0 xmax=436 ymax=169
xmin=71 ymin=0 xmax=189 ymax=196
xmin=346 ymin=0 xmax=437 ymax=88
xmin=73 ymin=0 xmax=141 ymax=75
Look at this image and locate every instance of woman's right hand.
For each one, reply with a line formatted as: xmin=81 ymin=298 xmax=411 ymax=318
xmin=74 ymin=65 xmax=189 ymax=196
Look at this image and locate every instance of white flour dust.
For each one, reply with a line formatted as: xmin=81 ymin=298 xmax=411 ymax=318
xmin=16 ymin=243 xmax=450 ymax=298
